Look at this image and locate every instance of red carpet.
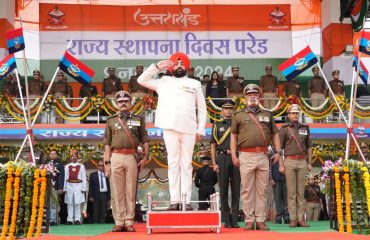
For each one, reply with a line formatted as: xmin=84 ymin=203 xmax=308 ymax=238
xmin=32 ymin=223 xmax=370 ymax=240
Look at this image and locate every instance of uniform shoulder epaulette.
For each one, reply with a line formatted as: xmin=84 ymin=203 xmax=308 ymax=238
xmin=107 ymin=114 xmax=118 ymax=120
xmin=233 ymin=109 xmax=245 ymax=116
xmin=301 ymin=123 xmax=309 ymax=127
xmin=131 ymin=113 xmax=142 ymax=119
xmin=280 ymin=123 xmax=290 ymax=128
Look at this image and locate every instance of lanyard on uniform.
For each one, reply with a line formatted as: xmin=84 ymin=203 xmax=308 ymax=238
xmin=287 ymin=126 xmax=304 ymax=155
xmin=212 ymin=125 xmax=230 ymax=145
xmin=248 ymin=113 xmax=268 ymax=146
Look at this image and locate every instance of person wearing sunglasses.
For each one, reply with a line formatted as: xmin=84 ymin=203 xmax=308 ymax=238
xmin=279 ymin=104 xmax=312 ymax=228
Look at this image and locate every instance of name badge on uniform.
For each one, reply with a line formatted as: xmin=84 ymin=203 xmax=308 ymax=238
xmin=219 ymin=127 xmax=225 ymax=132
xmin=114 ymin=123 xmax=122 ymax=130
xmin=127 ymin=120 xmax=141 ymax=127
xmin=299 ymin=129 xmax=308 ymax=135
xmin=182 ymin=86 xmax=196 ymax=93
xmin=259 ymin=116 xmax=269 ymax=122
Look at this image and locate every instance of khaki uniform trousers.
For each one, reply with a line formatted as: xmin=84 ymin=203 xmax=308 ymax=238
xmin=305 ymin=202 xmax=321 ymax=221
xmin=284 ymin=158 xmax=307 ymax=221
xmin=239 ymin=152 xmax=269 ymax=223
xmin=310 ymin=93 xmax=326 ymax=108
xmin=262 ymin=92 xmax=277 ymax=109
xmin=110 ymin=153 xmax=138 ymax=226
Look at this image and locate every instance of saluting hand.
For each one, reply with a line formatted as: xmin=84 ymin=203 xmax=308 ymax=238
xmin=156 ymin=60 xmax=175 ymax=71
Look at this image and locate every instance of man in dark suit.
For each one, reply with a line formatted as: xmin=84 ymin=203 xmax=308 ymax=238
xmin=88 ymin=160 xmax=110 ymax=223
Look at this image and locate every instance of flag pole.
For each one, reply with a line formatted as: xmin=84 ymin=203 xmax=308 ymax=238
xmin=14 ymin=39 xmax=74 ymax=162
xmin=345 ymin=60 xmax=357 ymax=160
xmin=316 ymin=64 xmax=366 ymax=161
xmin=14 ymin=68 xmax=35 ymax=164
xmin=19 ymin=16 xmax=32 ymax=123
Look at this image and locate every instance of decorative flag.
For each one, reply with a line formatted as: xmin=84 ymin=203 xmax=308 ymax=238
xmin=359 ymin=31 xmax=370 ymax=55
xmin=351 ymin=0 xmax=369 ymax=32
xmin=6 ymin=28 xmax=25 ymax=54
xmin=0 ymin=54 xmax=17 ymax=81
xmin=58 ymin=51 xmax=95 ymax=87
xmin=278 ymin=46 xmax=318 ymax=81
xmin=353 ymin=54 xmax=368 ymax=85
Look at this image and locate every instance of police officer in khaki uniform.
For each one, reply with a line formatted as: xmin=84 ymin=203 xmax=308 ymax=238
xmin=260 ymin=65 xmax=278 ymax=109
xmin=102 ymin=67 xmax=123 ymax=99
xmin=103 ymin=90 xmax=149 ymax=232
xmin=304 ymin=174 xmax=322 ymax=221
xmin=211 ymin=99 xmax=240 ymax=228
xmin=227 ymin=66 xmax=246 ymax=98
xmin=284 ymin=78 xmax=301 ymax=97
xmin=50 ymin=71 xmax=73 ymax=123
xmin=29 ymin=70 xmax=45 ymax=98
xmin=128 ymin=65 xmax=149 ymax=98
xmin=279 ymin=104 xmax=312 ymax=228
xmin=1 ymin=74 xmax=17 ymax=97
xmin=230 ymin=84 xmax=281 ymax=231
xmin=328 ymin=69 xmax=344 ymax=97
xmin=308 ymin=66 xmax=326 ymax=107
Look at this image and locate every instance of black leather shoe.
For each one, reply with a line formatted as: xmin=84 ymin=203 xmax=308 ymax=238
xmin=167 ymin=203 xmax=180 ymax=211
xmin=50 ymin=221 xmax=56 ymax=226
xmin=231 ymin=222 xmax=240 ymax=228
xmin=275 ymin=218 xmax=282 ymax=224
xmin=66 ymin=221 xmax=73 ymax=225
xmin=74 ymin=220 xmax=81 ymax=225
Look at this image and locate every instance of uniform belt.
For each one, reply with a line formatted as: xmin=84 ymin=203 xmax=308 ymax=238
xmin=217 ymin=149 xmax=230 ymax=155
xmin=112 ymin=148 xmax=136 ymax=155
xmin=285 ymin=155 xmax=306 ymax=160
xmin=67 ymin=179 xmax=82 ymax=183
xmin=240 ymin=147 xmax=268 ymax=153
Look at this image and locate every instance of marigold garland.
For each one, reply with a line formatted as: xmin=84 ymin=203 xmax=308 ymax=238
xmin=342 ymin=167 xmax=352 ymax=233
xmin=8 ymin=168 xmax=22 ymax=240
xmin=361 ymin=166 xmax=370 ymax=217
xmin=334 ymin=166 xmax=344 ymax=232
xmin=27 ymin=169 xmax=40 ymax=238
xmin=1 ymin=167 xmax=14 ymax=240
xmin=35 ymin=169 xmax=47 ymax=236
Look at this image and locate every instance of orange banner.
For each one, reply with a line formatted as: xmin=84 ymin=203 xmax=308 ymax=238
xmin=40 ymin=4 xmax=291 ymax=31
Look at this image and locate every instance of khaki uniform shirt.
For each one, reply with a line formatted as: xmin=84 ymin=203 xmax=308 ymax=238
xmin=308 ymin=76 xmax=326 ymax=94
xmin=104 ymin=113 xmax=149 ymax=149
xmin=102 ymin=76 xmax=122 ymax=96
xmin=50 ymin=81 xmax=72 ymax=97
xmin=329 ymin=79 xmax=344 ymax=95
xmin=29 ymin=79 xmax=45 ymax=96
xmin=231 ymin=108 xmax=278 ymax=148
xmin=2 ymin=81 xmax=17 ymax=97
xmin=279 ymin=122 xmax=312 ymax=156
xmin=285 ymin=80 xmax=300 ymax=97
xmin=227 ymin=76 xmax=245 ymax=94
xmin=128 ymin=75 xmax=148 ymax=93
xmin=260 ymin=75 xmax=277 ymax=92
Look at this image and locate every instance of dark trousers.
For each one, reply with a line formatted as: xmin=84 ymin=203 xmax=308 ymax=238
xmin=217 ymin=153 xmax=241 ymax=223
xmin=272 ymin=179 xmax=289 ymax=222
xmin=93 ymin=193 xmax=108 ymax=223
xmin=198 ymin=186 xmax=216 ymax=210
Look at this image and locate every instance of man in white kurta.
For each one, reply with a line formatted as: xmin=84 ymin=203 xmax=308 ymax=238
xmin=138 ymin=52 xmax=207 ymax=210
xmin=63 ymin=154 xmax=87 ymax=224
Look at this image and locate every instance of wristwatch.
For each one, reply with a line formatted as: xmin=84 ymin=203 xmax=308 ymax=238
xmin=104 ymin=161 xmax=111 ymax=165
